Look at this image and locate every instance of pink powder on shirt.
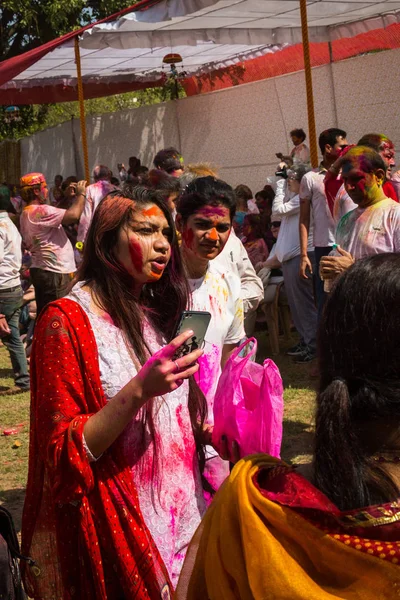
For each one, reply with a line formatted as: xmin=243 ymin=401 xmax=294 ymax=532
xmin=175 ymin=405 xmax=195 ymax=472
xmin=195 ymin=343 xmax=221 ymax=414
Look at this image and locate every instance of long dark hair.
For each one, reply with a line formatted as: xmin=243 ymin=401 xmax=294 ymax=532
xmin=314 ymin=253 xmax=400 ymax=510
xmin=78 ymin=185 xmax=208 ymax=488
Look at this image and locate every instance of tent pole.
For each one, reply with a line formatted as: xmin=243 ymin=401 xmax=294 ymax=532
xmin=299 ymin=0 xmax=318 ymax=168
xmin=74 ymin=37 xmax=90 ymax=182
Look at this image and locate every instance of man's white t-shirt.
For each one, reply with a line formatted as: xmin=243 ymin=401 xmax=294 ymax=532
xmin=20 ymin=204 xmax=76 ymax=273
xmin=189 ymin=262 xmax=245 ymax=421
xmin=213 ymin=230 xmax=263 ymax=315
xmin=336 ymin=198 xmax=400 ymax=259
xmin=0 ymin=213 xmax=22 ymax=289
xmin=300 ymin=167 xmax=335 ymax=247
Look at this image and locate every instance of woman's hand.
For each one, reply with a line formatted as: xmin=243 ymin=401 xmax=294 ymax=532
xmin=319 ymin=246 xmax=354 ymax=280
xmin=136 ymin=329 xmax=203 ymax=401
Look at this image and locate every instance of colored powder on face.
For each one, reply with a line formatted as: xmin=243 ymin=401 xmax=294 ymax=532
xmin=149 ymin=267 xmax=163 ymax=279
xmin=182 ymin=227 xmax=195 ymax=249
xmin=208 ymin=227 xmax=218 ymax=241
xmin=197 ymin=206 xmax=228 ymax=218
xmin=129 ymin=238 xmax=143 ymax=273
xmin=142 ymin=205 xmax=164 ymax=218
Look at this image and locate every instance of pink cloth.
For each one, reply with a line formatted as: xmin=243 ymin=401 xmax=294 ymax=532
xmin=20 ymin=204 xmax=75 ymax=273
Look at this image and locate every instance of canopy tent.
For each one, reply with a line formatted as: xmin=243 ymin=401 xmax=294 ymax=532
xmin=1 ymin=0 xmax=400 ymax=173
xmin=2 ymin=0 xmax=400 ymax=104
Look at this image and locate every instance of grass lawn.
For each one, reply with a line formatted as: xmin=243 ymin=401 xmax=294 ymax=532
xmin=0 ymin=331 xmax=317 ymax=533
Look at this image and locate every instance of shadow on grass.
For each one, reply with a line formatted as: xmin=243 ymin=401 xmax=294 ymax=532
xmin=0 ymin=367 xmax=14 ymax=378
xmin=281 ymin=419 xmax=314 ymax=465
xmin=0 ymin=487 xmax=25 ymax=533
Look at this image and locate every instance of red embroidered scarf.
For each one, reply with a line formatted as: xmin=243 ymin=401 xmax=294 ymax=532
xmin=21 ymin=299 xmax=171 ymax=599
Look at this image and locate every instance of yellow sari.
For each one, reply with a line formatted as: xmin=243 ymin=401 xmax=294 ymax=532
xmin=176 ymin=455 xmax=400 ymax=599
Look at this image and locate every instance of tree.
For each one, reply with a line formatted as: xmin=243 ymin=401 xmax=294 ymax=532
xmin=0 ymin=1 xmax=141 ymax=140
xmin=0 ymin=1 xmax=136 ymax=60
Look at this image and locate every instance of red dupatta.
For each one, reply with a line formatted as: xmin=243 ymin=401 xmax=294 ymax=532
xmin=21 ymin=299 xmax=172 ymax=600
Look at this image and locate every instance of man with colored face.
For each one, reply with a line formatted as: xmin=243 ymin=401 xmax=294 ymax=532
xmin=19 ymin=172 xmax=87 ymax=315
xmin=357 ymin=134 xmax=397 ymax=201
xmin=299 ymin=128 xmax=348 ymax=319
xmin=332 ymin=133 xmax=398 ymax=224
xmin=320 ymin=146 xmax=400 ymax=285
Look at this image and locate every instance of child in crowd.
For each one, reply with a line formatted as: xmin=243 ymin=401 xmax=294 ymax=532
xmin=242 ymin=214 xmax=269 ymax=268
xmin=233 ymin=184 xmax=259 ymax=238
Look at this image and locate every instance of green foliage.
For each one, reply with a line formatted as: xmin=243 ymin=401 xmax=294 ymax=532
xmin=0 ymin=1 xmax=136 ymax=59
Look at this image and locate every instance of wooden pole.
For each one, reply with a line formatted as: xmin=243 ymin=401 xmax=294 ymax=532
xmin=74 ymin=37 xmax=90 ymax=182
xmin=299 ymin=0 xmax=318 ymax=168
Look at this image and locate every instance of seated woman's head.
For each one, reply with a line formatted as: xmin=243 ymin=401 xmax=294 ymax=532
xmin=315 ymin=253 xmax=400 ymax=510
xmin=341 ymin=146 xmax=386 ymax=207
xmin=234 ymin=184 xmax=253 ymax=212
xmin=176 ymin=176 xmax=236 ymax=263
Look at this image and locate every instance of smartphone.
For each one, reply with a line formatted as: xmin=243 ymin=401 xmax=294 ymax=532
xmin=172 ymin=310 xmax=211 ymax=359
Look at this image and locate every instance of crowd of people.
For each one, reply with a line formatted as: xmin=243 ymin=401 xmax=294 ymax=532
xmin=1 ymin=131 xmax=400 ymax=598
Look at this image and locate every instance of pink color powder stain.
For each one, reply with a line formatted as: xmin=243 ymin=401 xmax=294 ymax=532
xmin=197 ymin=206 xmax=228 ymax=218
xmin=182 ymin=227 xmax=195 ymax=249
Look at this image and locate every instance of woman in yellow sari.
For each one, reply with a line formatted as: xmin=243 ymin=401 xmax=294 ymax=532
xmin=177 ymin=253 xmax=400 ymax=599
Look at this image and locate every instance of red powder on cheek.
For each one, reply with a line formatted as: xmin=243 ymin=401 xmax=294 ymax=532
xmin=182 ymin=227 xmax=195 ymax=249
xmin=129 ymin=239 xmax=143 ymax=273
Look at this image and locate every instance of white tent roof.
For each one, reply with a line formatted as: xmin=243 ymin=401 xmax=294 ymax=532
xmin=2 ymin=0 xmax=400 ymax=94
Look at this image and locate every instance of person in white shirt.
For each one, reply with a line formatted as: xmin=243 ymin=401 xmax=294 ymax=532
xmin=276 ymin=128 xmax=310 ymax=167
xmin=176 ymin=176 xmax=245 ymax=493
xmin=0 ymin=185 xmax=30 ymax=391
xmin=19 ymin=173 xmax=86 ymax=315
xmin=76 ymin=165 xmax=116 ymax=261
xmin=299 ymin=128 xmax=348 ymax=319
xmin=270 ymin=166 xmax=318 ymax=363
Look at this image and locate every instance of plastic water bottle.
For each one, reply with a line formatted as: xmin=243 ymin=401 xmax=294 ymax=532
xmin=321 ymin=244 xmax=340 ymax=293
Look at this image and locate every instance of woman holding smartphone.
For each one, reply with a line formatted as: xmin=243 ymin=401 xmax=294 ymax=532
xmin=22 ymin=187 xmax=208 ymax=599
xmin=176 ymin=177 xmax=245 ymax=492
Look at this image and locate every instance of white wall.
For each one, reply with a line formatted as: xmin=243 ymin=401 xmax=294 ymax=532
xmin=21 ymin=48 xmax=400 ymax=193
